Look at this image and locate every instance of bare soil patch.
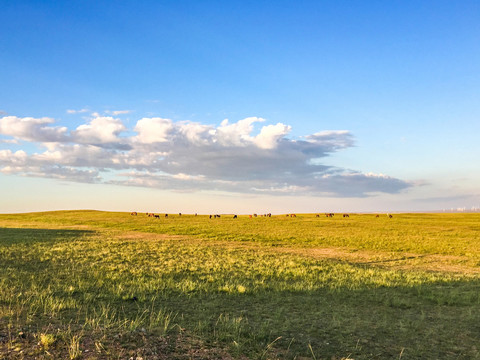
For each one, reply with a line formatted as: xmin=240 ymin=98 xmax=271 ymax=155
xmin=109 ymin=229 xmax=480 ymax=275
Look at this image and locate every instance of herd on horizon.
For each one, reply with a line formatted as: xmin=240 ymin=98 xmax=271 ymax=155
xmin=130 ymin=212 xmax=394 ymax=219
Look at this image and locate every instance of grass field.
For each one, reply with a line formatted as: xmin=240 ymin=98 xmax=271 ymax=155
xmin=0 ymin=211 xmax=479 ymax=359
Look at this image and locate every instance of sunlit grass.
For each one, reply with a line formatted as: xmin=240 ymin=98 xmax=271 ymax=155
xmin=0 ymin=211 xmax=479 ymax=358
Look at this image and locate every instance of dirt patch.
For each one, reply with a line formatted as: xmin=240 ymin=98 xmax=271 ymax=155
xmin=7 ymin=221 xmax=477 ymax=276
xmin=98 ymin=229 xmax=480 ymax=275
xmin=0 ymin=325 xmax=239 ymax=360
xmin=117 ymin=232 xmax=185 ymax=241
xmin=107 ymin=230 xmax=480 ymax=275
xmin=279 ymin=247 xmax=480 ymax=274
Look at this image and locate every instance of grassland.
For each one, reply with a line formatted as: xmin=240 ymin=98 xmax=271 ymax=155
xmin=0 ymin=211 xmax=479 ymax=359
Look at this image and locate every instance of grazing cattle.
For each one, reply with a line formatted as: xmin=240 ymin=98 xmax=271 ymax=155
xmin=267 ymin=213 xmax=272 ymax=217
xmin=233 ymin=215 xmax=237 ymax=219
xmin=165 ymin=214 xmax=168 ymax=218
xmin=343 ymin=214 xmax=349 ymax=218
xmin=316 ymin=214 xmax=320 ymax=217
xmin=154 ymin=214 xmax=160 ymax=218
xmin=325 ymin=213 xmax=334 ymax=218
xmin=148 ymin=213 xmax=155 ymax=217
xmin=253 ymin=214 xmax=258 ymax=217
xmin=249 ymin=215 xmax=252 ymax=218
xmin=375 ymin=214 xmax=380 ymax=218
xmin=388 ymin=214 xmax=393 ymax=218
xmin=290 ymin=214 xmax=296 ymax=218
xmin=209 ymin=215 xmax=212 ymax=219
xmin=131 ymin=212 xmax=137 ymax=216
xmin=179 ymin=213 xmax=182 ymax=216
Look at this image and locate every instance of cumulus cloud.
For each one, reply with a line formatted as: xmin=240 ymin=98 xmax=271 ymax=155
xmin=0 ymin=114 xmax=412 ymax=197
xmin=254 ymin=123 xmax=292 ymax=149
xmin=215 ymin=117 xmax=262 ymax=147
xmin=133 ymin=117 xmax=173 ymax=143
xmin=0 ymin=148 xmax=101 ymax=183
xmin=72 ymin=116 xmax=126 ymax=145
xmin=0 ymin=116 xmax=68 ymax=142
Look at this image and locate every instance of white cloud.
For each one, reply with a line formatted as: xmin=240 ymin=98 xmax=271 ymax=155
xmin=253 ymin=123 xmax=291 ymax=149
xmin=72 ymin=116 xmax=126 ymax=145
xmin=0 ymin=149 xmax=27 ymax=164
xmin=215 ymin=117 xmax=263 ymax=147
xmin=177 ymin=122 xmax=212 ymax=145
xmin=66 ymin=108 xmax=89 ymax=114
xmin=172 ymin=173 xmax=206 ymax=181
xmin=106 ymin=110 xmax=131 ymax=116
xmin=133 ymin=117 xmax=173 ymax=143
xmin=306 ymin=130 xmax=353 ymax=146
xmin=0 ymin=138 xmax=18 ymax=144
xmin=0 ymin=113 xmax=412 ymax=197
xmin=0 ymin=116 xmax=68 ymax=142
xmin=1 ymin=164 xmax=100 ymax=183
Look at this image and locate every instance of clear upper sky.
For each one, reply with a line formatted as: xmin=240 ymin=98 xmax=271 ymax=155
xmin=1 ymin=1 xmax=479 ymax=213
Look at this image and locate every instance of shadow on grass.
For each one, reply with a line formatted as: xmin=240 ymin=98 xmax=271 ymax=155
xmin=1 ymin=226 xmax=479 ymax=359
xmin=0 ymin=227 xmax=96 ymax=245
xmin=150 ymin=279 xmax=480 ymax=359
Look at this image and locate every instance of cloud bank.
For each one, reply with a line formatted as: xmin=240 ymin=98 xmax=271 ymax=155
xmin=0 ymin=114 xmax=411 ymax=197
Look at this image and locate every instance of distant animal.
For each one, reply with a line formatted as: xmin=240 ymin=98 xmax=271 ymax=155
xmin=179 ymin=213 xmax=182 ymax=216
xmin=209 ymin=215 xmax=212 ymax=219
xmin=316 ymin=214 xmax=320 ymax=218
xmin=388 ymin=214 xmax=393 ymax=218
xmin=131 ymin=212 xmax=137 ymax=216
xmin=154 ymin=214 xmax=160 ymax=218
xmin=249 ymin=215 xmax=252 ymax=218
xmin=290 ymin=214 xmax=296 ymax=218
xmin=375 ymin=214 xmax=380 ymax=218
xmin=325 ymin=213 xmax=334 ymax=218
xmin=343 ymin=214 xmax=349 ymax=218
xmin=165 ymin=214 xmax=168 ymax=218
xmin=148 ymin=213 xmax=155 ymax=217
xmin=233 ymin=215 xmax=237 ymax=219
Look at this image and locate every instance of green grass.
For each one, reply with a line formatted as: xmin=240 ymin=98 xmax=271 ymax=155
xmin=0 ymin=211 xmax=479 ymax=359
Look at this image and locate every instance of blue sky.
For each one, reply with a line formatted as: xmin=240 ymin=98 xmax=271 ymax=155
xmin=1 ymin=1 xmax=479 ymax=213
